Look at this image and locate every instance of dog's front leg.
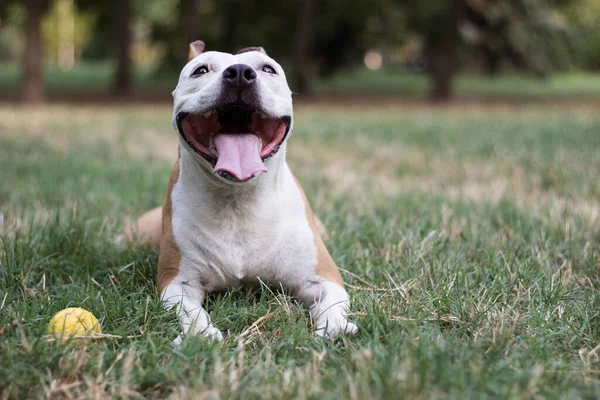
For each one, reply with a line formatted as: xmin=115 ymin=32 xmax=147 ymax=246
xmin=291 ymin=177 xmax=357 ymax=338
xmin=161 ymin=279 xmax=223 ymax=345
xmin=297 ymin=278 xmax=358 ymax=339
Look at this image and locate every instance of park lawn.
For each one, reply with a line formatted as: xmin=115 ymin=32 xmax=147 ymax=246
xmin=3 ymin=62 xmax=600 ymax=99
xmin=0 ymin=62 xmax=177 ymax=94
xmin=0 ymin=103 xmax=599 ymax=399
xmin=315 ymin=69 xmax=600 ymax=98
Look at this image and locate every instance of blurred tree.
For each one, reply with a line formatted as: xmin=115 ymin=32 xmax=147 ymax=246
xmin=78 ymin=0 xmax=133 ymax=96
xmin=22 ymin=0 xmax=50 ymax=103
xmin=144 ymin=0 xmax=387 ymax=92
xmin=431 ymin=0 xmax=464 ymax=101
xmin=181 ymin=0 xmax=200 ymax=62
xmin=313 ymin=0 xmax=380 ymax=77
xmin=149 ymin=0 xmax=214 ymax=71
xmin=43 ymin=0 xmax=96 ymax=70
xmin=78 ymin=4 xmax=112 ymax=60
xmin=293 ymin=0 xmax=316 ymax=93
xmin=393 ymin=0 xmax=577 ymax=101
xmin=3 ymin=0 xmax=586 ymax=101
xmin=114 ymin=0 xmax=132 ymax=96
xmin=0 ymin=2 xmax=25 ymax=61
xmin=463 ymin=0 xmax=576 ymax=77
xmin=570 ymin=0 xmax=600 ymax=70
xmin=405 ymin=0 xmax=464 ymax=101
xmin=220 ymin=0 xmax=239 ymax=53
xmin=147 ymin=0 xmax=302 ymax=76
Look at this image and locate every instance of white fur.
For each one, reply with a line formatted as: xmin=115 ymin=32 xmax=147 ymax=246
xmin=161 ymin=49 xmax=356 ymax=343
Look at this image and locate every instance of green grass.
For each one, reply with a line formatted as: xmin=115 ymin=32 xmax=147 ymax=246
xmin=2 ymin=62 xmax=600 ymax=98
xmin=1 ymin=104 xmax=600 ymax=398
xmin=315 ymin=69 xmax=600 ymax=98
xmin=0 ymin=62 xmax=176 ymax=92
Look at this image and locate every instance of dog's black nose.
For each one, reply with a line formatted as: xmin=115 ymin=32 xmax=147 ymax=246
xmin=222 ymin=64 xmax=257 ymax=89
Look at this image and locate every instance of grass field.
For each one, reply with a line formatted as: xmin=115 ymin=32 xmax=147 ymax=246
xmin=3 ymin=62 xmax=600 ymax=99
xmin=1 ymin=103 xmax=599 ymax=399
xmin=316 ymin=70 xmax=600 ymax=98
xmin=0 ymin=63 xmax=176 ymax=93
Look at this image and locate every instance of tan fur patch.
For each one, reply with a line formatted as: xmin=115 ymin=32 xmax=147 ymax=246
xmin=313 ymin=215 xmax=329 ymax=242
xmin=125 ymin=206 xmax=162 ymax=247
xmin=157 ymin=154 xmax=183 ymax=291
xmin=293 ymin=176 xmax=344 ymax=287
xmin=236 ymin=46 xmax=266 ymax=55
xmin=188 ymin=40 xmax=205 ymax=61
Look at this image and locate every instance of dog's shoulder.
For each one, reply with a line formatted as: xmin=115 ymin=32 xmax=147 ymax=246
xmin=157 ymin=153 xmax=182 ymax=291
xmin=291 ymin=174 xmax=343 ymax=286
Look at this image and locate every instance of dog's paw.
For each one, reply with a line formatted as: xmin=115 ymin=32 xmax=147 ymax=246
xmin=344 ymin=322 xmax=358 ymax=335
xmin=314 ymin=321 xmax=358 ymax=339
xmin=171 ymin=326 xmax=224 ymax=347
xmin=172 ymin=335 xmax=184 ymax=347
xmin=202 ymin=325 xmax=224 ymax=342
xmin=113 ymin=234 xmax=127 ymax=247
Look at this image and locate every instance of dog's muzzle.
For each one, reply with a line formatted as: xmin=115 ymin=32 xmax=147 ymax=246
xmin=176 ymin=105 xmax=291 ymax=183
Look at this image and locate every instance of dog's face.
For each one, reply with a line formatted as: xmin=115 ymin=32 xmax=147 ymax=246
xmin=172 ymin=41 xmax=293 ymax=183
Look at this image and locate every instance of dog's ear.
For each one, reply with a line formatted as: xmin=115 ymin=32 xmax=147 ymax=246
xmin=236 ymin=46 xmax=267 ymax=55
xmin=188 ymin=40 xmax=205 ymax=61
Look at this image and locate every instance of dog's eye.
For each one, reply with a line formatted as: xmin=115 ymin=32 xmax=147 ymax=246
xmin=262 ymin=65 xmax=277 ymax=75
xmin=191 ymin=65 xmax=209 ymax=77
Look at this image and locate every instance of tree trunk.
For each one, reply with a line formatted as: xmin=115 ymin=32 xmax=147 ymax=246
xmin=481 ymin=45 xmax=500 ymax=76
xmin=429 ymin=52 xmax=453 ymax=101
xmin=221 ymin=0 xmax=239 ymax=52
xmin=180 ymin=0 xmax=199 ymax=65
xmin=428 ymin=0 xmax=464 ymax=102
xmin=114 ymin=0 xmax=132 ymax=97
xmin=21 ymin=0 xmax=46 ymax=104
xmin=293 ymin=0 xmax=316 ymax=94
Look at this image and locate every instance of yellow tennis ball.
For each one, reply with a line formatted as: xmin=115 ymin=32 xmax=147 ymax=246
xmin=48 ymin=307 xmax=101 ymax=342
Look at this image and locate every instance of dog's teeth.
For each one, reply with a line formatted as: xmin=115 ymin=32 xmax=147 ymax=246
xmin=260 ymin=113 xmax=268 ymax=119
xmin=203 ymin=111 xmax=213 ymax=118
xmin=257 ymin=135 xmax=262 ymax=148
xmin=209 ymin=135 xmax=217 ymax=155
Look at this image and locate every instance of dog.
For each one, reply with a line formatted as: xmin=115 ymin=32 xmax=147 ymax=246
xmin=128 ymin=41 xmax=357 ymax=344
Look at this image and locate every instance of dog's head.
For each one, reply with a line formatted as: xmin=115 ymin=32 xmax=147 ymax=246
xmin=172 ymin=41 xmax=293 ymax=183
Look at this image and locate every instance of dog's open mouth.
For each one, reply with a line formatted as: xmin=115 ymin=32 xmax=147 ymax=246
xmin=177 ymin=106 xmax=291 ymax=182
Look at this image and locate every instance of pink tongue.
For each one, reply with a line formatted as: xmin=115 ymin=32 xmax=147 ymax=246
xmin=213 ymin=134 xmax=267 ymax=181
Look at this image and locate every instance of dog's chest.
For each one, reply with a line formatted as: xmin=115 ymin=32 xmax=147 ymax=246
xmin=170 ymin=175 xmax=317 ymax=289
xmin=196 ymin=213 xmax=280 ymax=279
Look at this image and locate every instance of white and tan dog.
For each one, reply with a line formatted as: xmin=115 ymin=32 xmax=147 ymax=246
xmin=129 ymin=41 xmax=356 ymax=344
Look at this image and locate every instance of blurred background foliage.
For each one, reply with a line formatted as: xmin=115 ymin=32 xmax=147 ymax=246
xmin=0 ymin=0 xmax=599 ymax=103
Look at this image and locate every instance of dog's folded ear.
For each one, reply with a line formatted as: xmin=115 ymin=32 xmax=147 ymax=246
xmin=188 ymin=40 xmax=206 ymax=61
xmin=236 ymin=46 xmax=267 ymax=55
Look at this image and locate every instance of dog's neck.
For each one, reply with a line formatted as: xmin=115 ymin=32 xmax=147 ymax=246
xmin=177 ymin=143 xmax=288 ymax=213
